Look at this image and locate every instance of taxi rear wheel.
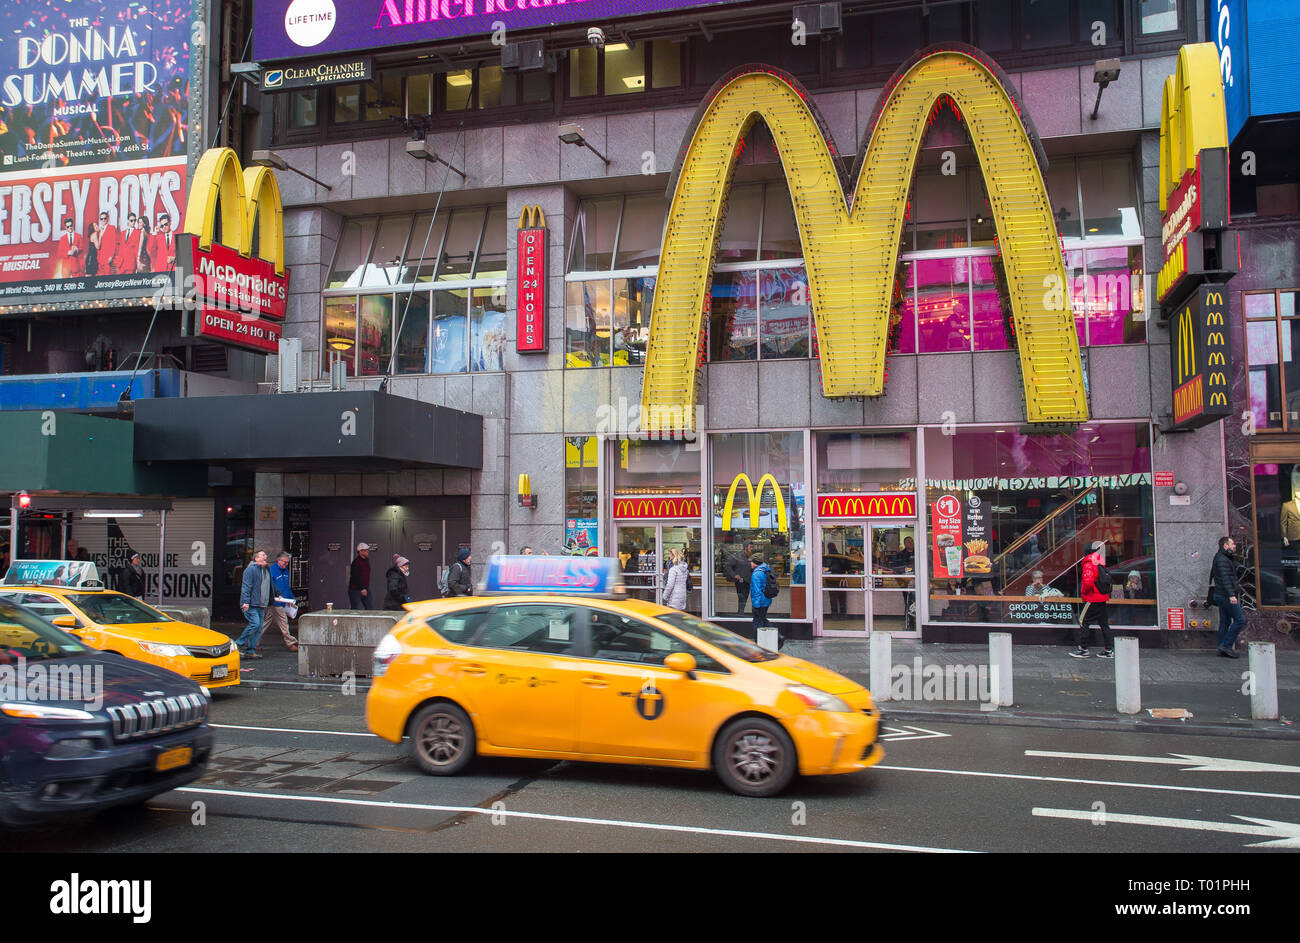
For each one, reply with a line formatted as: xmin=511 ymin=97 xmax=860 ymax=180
xmin=409 ymin=703 xmax=476 ymax=775
xmin=713 ymin=717 xmax=796 ymax=798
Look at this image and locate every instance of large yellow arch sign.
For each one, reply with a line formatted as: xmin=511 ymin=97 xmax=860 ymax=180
xmin=641 ymin=45 xmax=1087 ymax=432
xmin=184 ymin=147 xmax=286 ymax=275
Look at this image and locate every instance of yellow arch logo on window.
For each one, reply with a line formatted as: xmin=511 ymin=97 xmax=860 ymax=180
xmin=722 ymin=474 xmax=787 ymax=533
xmin=641 ymin=44 xmax=1087 ymax=433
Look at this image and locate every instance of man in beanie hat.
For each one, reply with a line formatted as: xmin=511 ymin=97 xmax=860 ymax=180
xmin=348 ymin=542 xmax=372 ymax=609
xmin=448 ymin=548 xmax=474 ymax=596
xmin=385 ymin=554 xmax=413 ymax=610
xmin=1072 ymin=539 xmax=1114 ymax=658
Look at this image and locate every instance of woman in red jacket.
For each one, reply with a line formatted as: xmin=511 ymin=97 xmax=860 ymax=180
xmin=1072 ymin=539 xmax=1114 ymax=659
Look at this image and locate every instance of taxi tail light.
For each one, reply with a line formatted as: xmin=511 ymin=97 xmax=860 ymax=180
xmin=373 ymin=633 xmax=402 ymax=677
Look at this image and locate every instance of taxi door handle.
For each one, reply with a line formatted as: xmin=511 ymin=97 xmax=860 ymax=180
xmin=581 ymin=675 xmax=608 ymax=688
xmin=458 ymin=663 xmax=487 ymax=676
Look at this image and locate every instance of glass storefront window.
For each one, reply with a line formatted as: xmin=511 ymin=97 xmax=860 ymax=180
xmin=565 ymin=436 xmax=600 ymax=552
xmin=615 ymin=196 xmax=669 ymax=270
xmin=1247 ymin=320 xmax=1283 ymax=432
xmin=358 ymin=294 xmax=393 ymax=376
xmin=406 ymin=213 xmax=449 ymax=283
xmin=569 ymin=198 xmax=621 ymax=273
xmin=361 ymin=216 xmax=413 ymax=287
xmin=615 ymin=440 xmax=701 ymax=497
xmin=323 ymin=298 xmax=357 ymax=364
xmin=915 ymin=170 xmax=968 ymax=251
xmin=439 ymin=208 xmax=486 ymax=280
xmin=1046 ymin=158 xmax=1080 ymax=237
xmin=759 ymin=267 xmax=809 ymax=358
xmin=916 ymin=257 xmax=970 ymax=352
xmin=893 ymin=261 xmax=918 ymax=355
xmin=971 ymin=256 xmax=1007 ymax=351
xmin=711 ymin=432 xmax=806 ymax=620
xmin=1244 ymin=290 xmax=1300 ymax=432
xmin=566 ymin=280 xmax=612 ymax=367
xmin=394 ymin=292 xmax=430 ymax=374
xmin=1253 ymin=462 xmax=1300 ymax=607
xmin=1079 ymin=156 xmax=1141 ymax=238
xmin=716 ymin=186 xmax=762 ymax=263
xmin=328 ymin=219 xmax=375 ymax=289
xmin=1066 ymin=248 xmax=1087 ymax=348
xmin=470 ymin=286 xmax=507 ymax=372
xmin=431 ymin=289 xmax=469 ymax=374
xmin=1085 ymin=246 xmax=1144 ymax=344
xmin=605 ymin=43 xmax=646 ymax=95
xmin=709 ymin=271 xmax=758 ymax=361
xmin=612 ymin=277 xmax=654 ymax=366
xmin=815 ymin=432 xmax=916 ymax=493
xmin=924 ymin=424 xmax=1156 ymax=626
xmin=761 ymin=184 xmax=801 ymax=260
xmin=476 ymin=208 xmax=508 ymax=280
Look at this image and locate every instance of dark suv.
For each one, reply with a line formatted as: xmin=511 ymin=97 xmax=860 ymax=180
xmin=0 ymin=598 xmax=214 ymax=826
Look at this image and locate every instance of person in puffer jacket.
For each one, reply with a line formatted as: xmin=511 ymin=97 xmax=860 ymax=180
xmin=663 ymin=548 xmax=689 ymax=611
xmin=385 ymin=555 xmax=412 ymax=610
xmin=1071 ymin=539 xmax=1113 ymax=659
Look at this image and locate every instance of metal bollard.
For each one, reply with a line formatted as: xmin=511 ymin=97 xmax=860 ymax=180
xmin=756 ymin=627 xmax=780 ymax=651
xmin=1248 ymin=642 xmax=1279 ymax=720
xmin=1115 ymin=636 xmax=1141 ymax=714
xmin=988 ymin=632 xmax=1013 ymax=708
xmin=870 ymin=630 xmax=892 ymax=701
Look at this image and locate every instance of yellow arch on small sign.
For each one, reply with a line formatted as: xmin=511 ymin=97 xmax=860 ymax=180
xmin=184 ymin=147 xmax=286 ymax=275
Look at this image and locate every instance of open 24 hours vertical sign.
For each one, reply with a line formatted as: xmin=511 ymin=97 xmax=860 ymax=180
xmin=516 ymin=205 xmax=546 ymax=353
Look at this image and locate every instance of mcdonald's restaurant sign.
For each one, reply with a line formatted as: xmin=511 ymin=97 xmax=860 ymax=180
xmin=180 ymin=148 xmax=290 ymax=355
xmin=721 ymin=474 xmax=788 ymax=532
xmin=1170 ymin=284 xmax=1231 ymax=429
xmin=640 ymin=45 xmax=1088 ymax=432
xmin=516 ymin=205 xmax=547 ymax=353
xmin=612 ymin=496 xmax=703 ymax=520
xmin=817 ymin=494 xmax=916 ymax=519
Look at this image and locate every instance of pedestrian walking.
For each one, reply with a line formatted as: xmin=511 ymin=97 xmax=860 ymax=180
xmin=121 ymin=552 xmax=146 ymax=597
xmin=446 ymin=548 xmax=474 ymax=596
xmin=663 ymin=547 xmax=689 ymax=611
xmin=385 ymin=554 xmax=413 ymax=609
xmin=724 ymin=542 xmax=752 ymax=615
xmin=1210 ymin=536 xmax=1246 ymax=658
xmin=750 ymin=552 xmax=775 ymax=632
xmin=264 ymin=550 xmax=298 ymax=652
xmin=236 ymin=549 xmax=273 ymax=659
xmin=348 ymin=542 xmax=372 ymax=609
xmin=1071 ymin=540 xmax=1114 ymax=658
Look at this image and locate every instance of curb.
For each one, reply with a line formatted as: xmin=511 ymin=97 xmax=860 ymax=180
xmin=237 ymin=678 xmax=373 ymax=694
xmin=882 ymin=707 xmax=1299 ymax=740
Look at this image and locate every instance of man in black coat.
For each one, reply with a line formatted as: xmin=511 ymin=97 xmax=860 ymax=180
xmin=348 ymin=543 xmax=371 ymax=609
xmin=447 ymin=548 xmax=474 ymax=596
xmin=1211 ymin=536 xmax=1245 ymax=658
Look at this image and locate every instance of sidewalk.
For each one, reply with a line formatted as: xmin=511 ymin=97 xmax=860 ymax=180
xmin=213 ymin=623 xmax=1299 ymax=739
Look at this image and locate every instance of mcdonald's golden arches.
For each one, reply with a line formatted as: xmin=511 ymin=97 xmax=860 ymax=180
xmin=722 ymin=474 xmax=788 ymax=532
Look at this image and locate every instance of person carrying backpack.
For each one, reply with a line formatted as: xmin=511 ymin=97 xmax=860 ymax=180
xmin=1071 ymin=539 xmax=1114 ymax=658
xmin=750 ymin=552 xmax=782 ymax=643
xmin=442 ymin=548 xmax=473 ymax=597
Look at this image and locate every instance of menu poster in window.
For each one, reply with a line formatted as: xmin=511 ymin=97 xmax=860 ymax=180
xmin=931 ymin=494 xmax=963 ymax=577
xmin=964 ymin=494 xmax=990 ymax=576
xmin=564 ymin=518 xmax=599 ymax=556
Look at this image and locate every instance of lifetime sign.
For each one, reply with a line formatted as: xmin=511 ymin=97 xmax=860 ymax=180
xmin=1170 ymin=285 xmax=1231 ymax=429
xmin=516 ymin=205 xmax=547 ymax=353
xmin=642 ymin=45 xmax=1088 ymax=432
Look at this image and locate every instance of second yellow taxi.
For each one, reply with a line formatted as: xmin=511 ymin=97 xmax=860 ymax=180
xmin=367 ymin=556 xmax=882 ymax=797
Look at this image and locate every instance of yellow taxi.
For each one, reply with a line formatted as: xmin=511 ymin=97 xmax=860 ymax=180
xmin=0 ymin=561 xmax=240 ymax=690
xmin=367 ymin=556 xmax=882 ymax=796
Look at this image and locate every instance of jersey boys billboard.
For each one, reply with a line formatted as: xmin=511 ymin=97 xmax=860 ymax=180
xmin=0 ymin=0 xmax=191 ymax=305
xmin=255 ymin=0 xmax=747 ymax=60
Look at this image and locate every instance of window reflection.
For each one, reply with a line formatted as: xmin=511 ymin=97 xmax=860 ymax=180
xmin=470 ymin=286 xmax=508 ymax=372
xmin=431 ymin=290 xmax=468 ymax=374
xmin=358 ymin=294 xmax=393 ymax=376
xmin=709 ymin=271 xmax=758 ymax=362
xmin=759 ymin=267 xmax=809 ymax=358
xmin=916 ymin=257 xmax=970 ymax=352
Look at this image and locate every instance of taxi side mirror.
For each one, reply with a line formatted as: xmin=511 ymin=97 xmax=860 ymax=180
xmin=664 ymin=652 xmax=696 ymax=675
xmin=51 ymin=616 xmax=78 ymax=629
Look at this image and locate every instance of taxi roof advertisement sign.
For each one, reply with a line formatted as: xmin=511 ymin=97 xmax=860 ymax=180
xmin=255 ymin=0 xmax=747 ymax=61
xmin=482 ymin=555 xmax=624 ymax=597
xmin=0 ymin=0 xmax=192 ymax=307
xmin=2 ymin=560 xmax=101 ymax=587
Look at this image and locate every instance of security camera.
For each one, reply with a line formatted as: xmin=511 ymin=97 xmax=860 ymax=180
xmin=587 ymin=26 xmax=606 ymax=47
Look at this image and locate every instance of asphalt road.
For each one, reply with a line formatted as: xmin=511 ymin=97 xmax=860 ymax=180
xmin=2 ymin=686 xmax=1298 ymax=854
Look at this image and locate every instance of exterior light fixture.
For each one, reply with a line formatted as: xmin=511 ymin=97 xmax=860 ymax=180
xmin=1090 ymin=59 xmax=1121 ymax=120
xmin=404 ymin=138 xmax=467 ymax=178
xmin=17 ymin=491 xmax=31 ymax=509
xmin=251 ymin=149 xmax=334 ymax=190
xmin=84 ymin=511 xmax=143 ymax=518
xmin=558 ymin=123 xmax=611 ymax=165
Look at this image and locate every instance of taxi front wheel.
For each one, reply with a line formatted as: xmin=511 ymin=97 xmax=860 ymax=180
xmin=409 ymin=703 xmax=476 ymax=775
xmin=712 ymin=717 xmax=797 ymax=798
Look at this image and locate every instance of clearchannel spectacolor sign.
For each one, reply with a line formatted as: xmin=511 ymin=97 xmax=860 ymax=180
xmin=255 ymin=0 xmax=748 ymax=61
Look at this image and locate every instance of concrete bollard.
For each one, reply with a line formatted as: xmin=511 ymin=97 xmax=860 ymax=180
xmin=1249 ymin=642 xmax=1279 ymax=720
xmin=756 ymin=627 xmax=780 ymax=651
xmin=988 ymin=632 xmax=1013 ymax=708
xmin=1115 ymin=636 xmax=1141 ymax=714
xmin=870 ymin=630 xmax=892 ymax=701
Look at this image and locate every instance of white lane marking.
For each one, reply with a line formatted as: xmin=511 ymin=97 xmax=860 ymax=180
xmin=1032 ymin=807 xmax=1300 ymax=848
xmin=176 ymin=786 xmax=979 ymax=854
xmin=880 ymin=725 xmax=951 ymax=742
xmin=211 ymin=723 xmax=379 ymax=738
xmin=878 ymin=765 xmax=1300 ymax=802
xmin=1026 ymin=750 xmax=1300 ymax=774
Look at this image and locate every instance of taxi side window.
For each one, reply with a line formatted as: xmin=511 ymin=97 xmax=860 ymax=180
xmin=427 ymin=608 xmax=489 ymax=644
xmin=3 ymin=592 xmax=71 ymax=624
xmin=475 ymin=605 xmax=578 ymax=656
xmin=586 ymin=610 xmax=727 ymax=673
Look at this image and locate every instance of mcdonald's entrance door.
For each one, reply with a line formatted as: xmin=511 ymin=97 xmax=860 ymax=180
xmin=818 ymin=522 xmax=917 ymax=638
xmin=615 ymin=524 xmax=702 ymax=612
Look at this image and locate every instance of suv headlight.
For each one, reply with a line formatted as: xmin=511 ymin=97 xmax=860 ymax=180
xmin=139 ymin=641 xmax=190 ymax=658
xmin=372 ymin=633 xmax=402 ymax=677
xmin=786 ymin=684 xmax=853 ymax=713
xmin=2 ymin=703 xmax=96 ymax=721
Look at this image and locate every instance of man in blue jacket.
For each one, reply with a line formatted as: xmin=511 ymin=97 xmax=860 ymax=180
xmin=262 ymin=550 xmax=299 ymax=652
xmin=750 ymin=553 xmax=774 ymax=633
xmin=236 ymin=549 xmax=273 ymax=659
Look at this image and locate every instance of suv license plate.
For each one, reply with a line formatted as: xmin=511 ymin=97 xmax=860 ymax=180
xmin=155 ymin=746 xmax=193 ymax=772
xmin=211 ymin=665 xmax=228 ymax=680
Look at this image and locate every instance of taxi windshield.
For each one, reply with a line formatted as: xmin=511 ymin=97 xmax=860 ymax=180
xmin=656 ymin=614 xmax=779 ymax=663
xmin=65 ymin=593 xmax=171 ymax=626
xmin=0 ymin=600 xmax=87 ymax=661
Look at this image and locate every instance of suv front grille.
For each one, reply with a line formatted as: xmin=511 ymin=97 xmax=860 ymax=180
xmin=107 ymin=694 xmax=208 ymax=741
xmin=185 ymin=642 xmax=232 ymax=659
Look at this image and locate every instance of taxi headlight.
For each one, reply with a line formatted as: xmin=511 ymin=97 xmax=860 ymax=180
xmin=786 ymin=684 xmax=853 ymax=713
xmin=373 ymin=633 xmax=402 ymax=677
xmin=138 ymin=641 xmax=190 ymax=659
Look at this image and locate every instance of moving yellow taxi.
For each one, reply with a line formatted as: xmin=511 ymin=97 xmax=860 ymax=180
xmin=366 ymin=556 xmax=882 ymax=796
xmin=0 ymin=562 xmax=240 ymax=690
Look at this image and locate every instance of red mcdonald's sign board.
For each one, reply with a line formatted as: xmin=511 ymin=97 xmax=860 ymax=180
xmin=516 ymin=205 xmax=547 ymax=353
xmin=612 ymin=497 xmax=703 ymax=520
xmin=817 ymin=494 xmax=915 ymax=518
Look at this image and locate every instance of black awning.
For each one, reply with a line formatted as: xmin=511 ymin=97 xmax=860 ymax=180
xmin=133 ymin=391 xmax=482 ymax=471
